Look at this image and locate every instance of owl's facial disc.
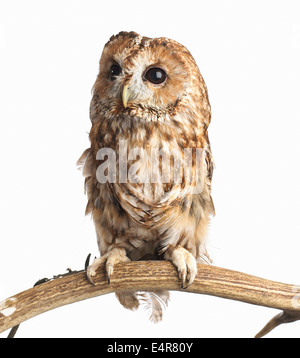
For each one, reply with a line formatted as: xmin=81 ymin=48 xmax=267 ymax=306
xmin=96 ymin=34 xmax=196 ymax=114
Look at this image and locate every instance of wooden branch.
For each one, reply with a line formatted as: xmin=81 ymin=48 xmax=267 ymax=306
xmin=1 ymin=261 xmax=300 ymax=337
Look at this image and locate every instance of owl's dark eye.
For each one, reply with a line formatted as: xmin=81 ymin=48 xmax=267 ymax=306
xmin=110 ymin=64 xmax=122 ymax=80
xmin=144 ymin=67 xmax=167 ymax=84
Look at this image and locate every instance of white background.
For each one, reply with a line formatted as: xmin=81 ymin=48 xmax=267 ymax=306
xmin=0 ymin=0 xmax=300 ymax=338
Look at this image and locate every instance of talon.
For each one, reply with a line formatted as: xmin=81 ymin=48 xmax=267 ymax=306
xmin=165 ymin=247 xmax=197 ymax=289
xmin=86 ymin=256 xmax=105 ymax=285
xmin=184 ymin=267 xmax=197 ymax=289
xmin=84 ymin=253 xmax=91 ymax=271
xmin=106 ymin=263 xmax=113 ymax=284
xmin=182 ymin=277 xmax=192 ymax=289
xmin=180 ymin=269 xmax=187 ymax=289
xmin=86 ymin=272 xmax=96 ymax=286
xmin=86 ymin=248 xmax=130 ymax=286
xmin=183 ymin=278 xmax=193 ymax=289
xmin=182 ymin=282 xmax=189 ymax=290
xmin=86 ymin=266 xmax=96 ymax=285
xmin=85 ymin=253 xmax=94 ymax=284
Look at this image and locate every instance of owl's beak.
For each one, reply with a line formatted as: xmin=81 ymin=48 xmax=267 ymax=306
xmin=122 ymin=85 xmax=131 ymax=108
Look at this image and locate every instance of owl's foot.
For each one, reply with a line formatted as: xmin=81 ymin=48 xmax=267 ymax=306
xmin=165 ymin=247 xmax=197 ymax=289
xmin=86 ymin=247 xmax=130 ymax=285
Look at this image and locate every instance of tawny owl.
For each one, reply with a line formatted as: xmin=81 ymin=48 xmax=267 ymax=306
xmin=77 ymin=31 xmax=214 ymax=321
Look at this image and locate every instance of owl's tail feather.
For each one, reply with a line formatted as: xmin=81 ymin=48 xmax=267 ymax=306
xmin=115 ymin=290 xmax=170 ymax=323
xmin=139 ymin=290 xmax=170 ymax=323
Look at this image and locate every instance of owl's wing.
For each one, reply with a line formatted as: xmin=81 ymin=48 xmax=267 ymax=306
xmin=77 ymin=148 xmax=93 ymax=180
xmin=203 ymin=136 xmax=215 ymax=216
xmin=77 ymin=148 xmax=98 ymax=215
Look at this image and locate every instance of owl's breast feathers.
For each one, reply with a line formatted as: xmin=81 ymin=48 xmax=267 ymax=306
xmin=78 ymin=111 xmax=214 ymax=239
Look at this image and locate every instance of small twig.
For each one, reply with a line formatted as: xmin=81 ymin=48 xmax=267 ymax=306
xmin=0 ymin=261 xmax=300 ymax=337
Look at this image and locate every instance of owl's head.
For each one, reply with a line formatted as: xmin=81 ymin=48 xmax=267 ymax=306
xmin=91 ymin=31 xmax=210 ymax=123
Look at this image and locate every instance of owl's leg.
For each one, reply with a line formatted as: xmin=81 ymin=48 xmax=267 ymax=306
xmin=164 ymin=246 xmax=197 ymax=289
xmin=87 ymin=247 xmax=130 ymax=285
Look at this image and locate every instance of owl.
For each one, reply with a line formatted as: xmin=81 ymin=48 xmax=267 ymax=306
xmin=77 ymin=31 xmax=214 ymax=322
